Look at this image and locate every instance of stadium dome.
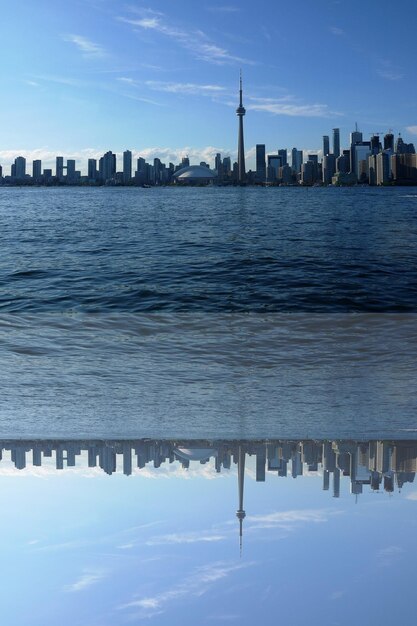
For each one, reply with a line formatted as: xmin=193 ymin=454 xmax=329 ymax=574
xmin=173 ymin=447 xmax=218 ymax=462
xmin=173 ymin=165 xmax=217 ymax=183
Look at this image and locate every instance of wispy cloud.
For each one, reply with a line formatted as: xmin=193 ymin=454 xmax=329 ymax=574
xmin=329 ymin=26 xmax=344 ymax=36
xmin=247 ymin=97 xmax=339 ymax=118
xmin=377 ymin=545 xmax=404 ymax=567
xmin=376 ymin=59 xmax=403 ymax=81
xmin=119 ymin=561 xmax=250 ymax=619
xmin=206 ymin=5 xmax=240 ymax=12
xmin=118 ymin=9 xmax=254 ymax=65
xmin=63 ymin=34 xmax=107 ymax=58
xmin=145 ymin=80 xmax=226 ymax=96
xmin=406 ymin=488 xmax=417 ymax=497
xmin=146 ymin=531 xmax=226 ymax=546
xmin=64 ymin=569 xmax=107 ymax=592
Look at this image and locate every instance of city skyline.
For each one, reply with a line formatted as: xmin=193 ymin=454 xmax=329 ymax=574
xmin=1 ymin=0 xmax=417 ymax=171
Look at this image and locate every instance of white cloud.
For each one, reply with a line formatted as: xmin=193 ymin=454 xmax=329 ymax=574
xmin=247 ymin=100 xmax=337 ymax=118
xmin=377 ymin=69 xmax=403 ymax=81
xmin=63 ymin=34 xmax=107 ymax=58
xmin=145 ymin=80 xmax=226 ymax=95
xmin=64 ymin=569 xmax=107 ymax=592
xmin=118 ymin=10 xmax=254 ymax=65
xmin=406 ymin=126 xmax=417 ymax=137
xmin=330 ymin=26 xmax=344 ymax=36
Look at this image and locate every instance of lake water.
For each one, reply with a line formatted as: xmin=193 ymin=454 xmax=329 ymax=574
xmin=1 ymin=187 xmax=417 ymax=439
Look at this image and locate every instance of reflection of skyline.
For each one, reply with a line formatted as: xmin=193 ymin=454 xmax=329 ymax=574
xmin=2 ymin=438 xmax=417 ymax=495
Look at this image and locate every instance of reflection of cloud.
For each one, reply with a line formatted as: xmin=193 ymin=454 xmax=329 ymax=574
xmin=64 ymin=569 xmax=107 ymax=592
xmin=247 ymin=509 xmax=333 ymax=530
xmin=120 ymin=561 xmax=251 ymax=618
xmin=146 ymin=532 xmax=226 ymax=546
xmin=377 ymin=545 xmax=404 ymax=567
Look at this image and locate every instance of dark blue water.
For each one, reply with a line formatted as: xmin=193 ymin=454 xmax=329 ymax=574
xmin=1 ymin=186 xmax=417 ymax=312
xmin=1 ymin=187 xmax=417 ymax=439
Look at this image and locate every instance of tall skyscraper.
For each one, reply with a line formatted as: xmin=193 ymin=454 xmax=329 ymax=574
xmin=66 ymin=159 xmax=76 ymax=181
xmin=323 ymin=135 xmax=330 ymax=157
xmin=14 ymin=156 xmax=26 ymax=179
xmin=236 ymin=72 xmax=246 ymax=183
xmin=333 ymin=128 xmax=340 ymax=159
xmin=291 ymin=148 xmax=303 ymax=174
xmin=384 ymin=132 xmax=394 ymax=152
xmin=215 ymin=153 xmax=223 ymax=178
xmin=256 ymin=144 xmax=266 ymax=182
xmin=56 ymin=156 xmax=64 ymax=180
xmin=278 ymin=149 xmax=287 ymax=167
xmin=32 ymin=160 xmax=42 ymax=182
xmin=123 ymin=150 xmax=132 ymax=183
xmin=88 ymin=159 xmax=97 ymax=180
xmin=350 ymin=124 xmax=363 ymax=176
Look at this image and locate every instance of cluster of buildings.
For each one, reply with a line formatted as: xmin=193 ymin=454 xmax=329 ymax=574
xmin=1 ymin=78 xmax=416 ymax=187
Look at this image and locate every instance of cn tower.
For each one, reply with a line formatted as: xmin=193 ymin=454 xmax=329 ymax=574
xmin=236 ymin=71 xmax=246 ymax=184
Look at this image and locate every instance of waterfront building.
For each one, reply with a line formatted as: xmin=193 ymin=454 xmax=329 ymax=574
xmin=32 ymin=159 xmax=42 ymax=182
xmin=88 ymin=159 xmax=97 ymax=181
xmin=376 ymin=151 xmax=391 ymax=185
xmin=66 ymin=159 xmax=76 ymax=182
xmin=99 ymin=151 xmax=116 ymax=183
xmin=384 ymin=132 xmax=394 ymax=152
xmin=256 ymin=144 xmax=266 ymax=182
xmin=370 ymin=134 xmax=381 ymax=155
xmin=322 ymin=154 xmax=336 ymax=184
xmin=333 ymin=128 xmax=340 ymax=159
xmin=13 ymin=156 xmax=26 ymax=180
xmin=354 ymin=143 xmax=371 ymax=180
xmin=56 ymin=156 xmax=64 ymax=181
xmin=267 ymin=154 xmax=281 ymax=182
xmin=215 ymin=153 xmax=223 ymax=178
xmin=278 ymin=149 xmax=287 ymax=167
xmin=323 ymin=135 xmax=330 ymax=157
xmin=349 ymin=124 xmax=363 ymax=177
xmin=301 ymin=160 xmax=315 ymax=185
xmin=279 ymin=164 xmax=293 ymax=184
xmin=236 ymin=72 xmax=246 ymax=183
xmin=391 ymin=153 xmax=417 ymax=184
xmin=123 ymin=150 xmax=132 ymax=183
xmin=291 ymin=148 xmax=303 ymax=174
xmin=222 ymin=156 xmax=231 ymax=177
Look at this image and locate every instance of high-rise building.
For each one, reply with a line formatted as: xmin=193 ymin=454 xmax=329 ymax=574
xmin=66 ymin=159 xmax=76 ymax=182
xmin=278 ymin=149 xmax=287 ymax=167
xmin=376 ymin=152 xmax=391 ymax=185
xmin=215 ymin=153 xmax=223 ymax=178
xmin=322 ymin=154 xmax=336 ymax=185
xmin=267 ymin=155 xmax=281 ymax=182
xmin=236 ymin=72 xmax=246 ymax=183
xmin=14 ymin=156 xmax=26 ymax=179
xmin=88 ymin=159 xmax=97 ymax=180
xmin=349 ymin=124 xmax=363 ymax=176
xmin=323 ymin=135 xmax=330 ymax=157
xmin=123 ymin=150 xmax=132 ymax=183
xmin=370 ymin=134 xmax=381 ymax=155
xmin=56 ymin=156 xmax=64 ymax=180
xmin=32 ymin=160 xmax=42 ymax=182
xmin=333 ymin=128 xmax=340 ymax=159
xmin=384 ymin=132 xmax=394 ymax=152
xmin=256 ymin=144 xmax=266 ymax=182
xmin=291 ymin=148 xmax=303 ymax=174
xmin=99 ymin=151 xmax=116 ymax=182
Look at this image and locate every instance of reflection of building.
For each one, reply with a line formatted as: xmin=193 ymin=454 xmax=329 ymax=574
xmin=1 ymin=438 xmax=416 ymax=498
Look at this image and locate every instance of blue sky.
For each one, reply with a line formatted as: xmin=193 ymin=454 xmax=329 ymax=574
xmin=1 ymin=0 xmax=417 ymax=172
xmin=1 ymin=456 xmax=417 ymax=625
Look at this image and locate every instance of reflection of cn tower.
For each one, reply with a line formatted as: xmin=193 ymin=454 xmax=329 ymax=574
xmin=236 ymin=445 xmax=246 ymax=555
